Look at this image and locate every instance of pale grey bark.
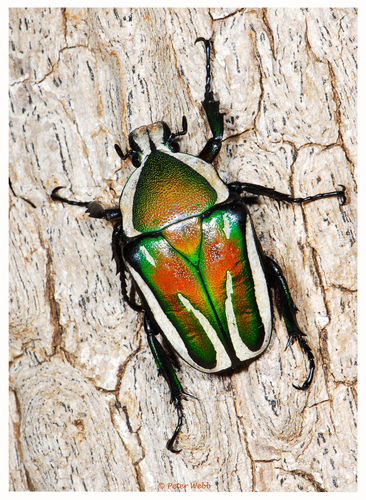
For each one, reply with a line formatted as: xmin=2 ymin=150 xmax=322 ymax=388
xmin=9 ymin=8 xmax=357 ymax=492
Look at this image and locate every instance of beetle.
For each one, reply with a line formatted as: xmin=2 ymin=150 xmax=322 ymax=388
xmin=51 ymin=38 xmax=346 ymax=453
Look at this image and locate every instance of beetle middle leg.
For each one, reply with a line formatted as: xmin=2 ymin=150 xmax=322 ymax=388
xmin=265 ymin=257 xmax=314 ymax=390
xmin=111 ymin=222 xmax=145 ymax=312
xmin=229 ymin=182 xmax=346 ymax=205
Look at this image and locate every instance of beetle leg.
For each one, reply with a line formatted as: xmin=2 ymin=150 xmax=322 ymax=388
xmin=228 ymin=182 xmax=346 ymax=206
xmin=265 ymin=257 xmax=315 ymax=390
xmin=51 ymin=187 xmax=121 ymax=221
xmin=113 ymin=229 xmax=186 ymax=450
xmin=168 ymin=115 xmax=188 ymax=141
xmin=196 ymin=38 xmax=224 ymax=164
xmin=111 ymin=222 xmax=144 ymax=313
xmin=144 ymin=314 xmax=186 ymax=453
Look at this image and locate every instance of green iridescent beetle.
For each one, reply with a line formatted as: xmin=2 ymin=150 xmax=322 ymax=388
xmin=52 ymin=39 xmax=346 ymax=453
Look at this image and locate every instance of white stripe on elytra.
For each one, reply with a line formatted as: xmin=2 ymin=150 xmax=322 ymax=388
xmin=178 ymin=293 xmax=231 ymax=371
xmin=126 ymin=264 xmax=231 ymax=373
xmin=223 ymin=213 xmax=231 ymax=240
xmin=224 ymin=271 xmax=243 ymax=356
xmin=245 ymin=217 xmax=272 ymax=353
xmin=141 ymin=245 xmax=156 ymax=267
xmin=225 ymin=270 xmax=264 ymax=361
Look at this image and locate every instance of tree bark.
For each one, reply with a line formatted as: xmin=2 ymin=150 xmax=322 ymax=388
xmin=9 ymin=7 xmax=357 ymax=492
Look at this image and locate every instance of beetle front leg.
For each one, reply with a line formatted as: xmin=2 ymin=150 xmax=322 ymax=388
xmin=144 ymin=315 xmax=187 ymax=453
xmin=196 ymin=38 xmax=224 ymax=164
xmin=266 ymin=257 xmax=315 ymax=390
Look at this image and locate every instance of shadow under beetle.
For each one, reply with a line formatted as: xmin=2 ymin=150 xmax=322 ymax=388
xmin=52 ymin=38 xmax=346 ymax=453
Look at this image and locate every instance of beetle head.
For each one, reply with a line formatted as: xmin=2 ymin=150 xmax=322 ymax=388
xmin=115 ymin=119 xmax=188 ymax=168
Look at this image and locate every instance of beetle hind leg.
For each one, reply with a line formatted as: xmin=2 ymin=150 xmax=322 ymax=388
xmin=287 ymin=333 xmax=315 ymax=390
xmin=166 ymin=400 xmax=184 ymax=454
xmin=144 ymin=315 xmax=188 ymax=453
xmin=266 ymin=257 xmax=315 ymax=390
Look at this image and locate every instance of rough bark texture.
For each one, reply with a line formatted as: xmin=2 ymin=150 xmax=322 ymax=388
xmin=9 ymin=7 xmax=357 ymax=492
